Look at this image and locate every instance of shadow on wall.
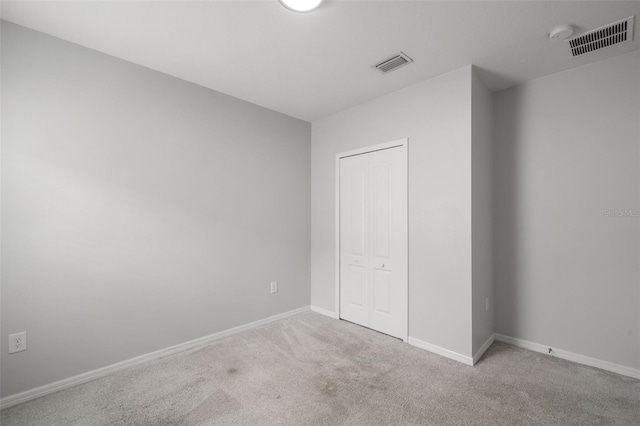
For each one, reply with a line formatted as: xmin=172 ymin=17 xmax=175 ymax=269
xmin=493 ymin=89 xmax=523 ymax=337
xmin=473 ymin=67 xmax=519 ymax=93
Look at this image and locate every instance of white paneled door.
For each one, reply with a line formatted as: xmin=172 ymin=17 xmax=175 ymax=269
xmin=339 ymin=143 xmax=407 ymax=340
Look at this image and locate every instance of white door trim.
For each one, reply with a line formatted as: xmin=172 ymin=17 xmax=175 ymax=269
xmin=335 ymin=138 xmax=409 ymax=342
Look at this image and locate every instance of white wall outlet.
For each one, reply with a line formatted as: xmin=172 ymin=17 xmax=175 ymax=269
xmin=8 ymin=331 xmax=27 ymax=354
xmin=485 ymin=297 xmax=489 ymax=312
xmin=270 ymin=281 xmax=278 ymax=294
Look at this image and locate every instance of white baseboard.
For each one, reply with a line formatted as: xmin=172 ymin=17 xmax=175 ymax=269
xmin=495 ymin=333 xmax=640 ymax=380
xmin=408 ymin=337 xmax=474 ymax=366
xmin=472 ymin=333 xmax=495 ymax=365
xmin=0 ymin=305 xmax=311 ymax=410
xmin=310 ymin=305 xmax=339 ymax=319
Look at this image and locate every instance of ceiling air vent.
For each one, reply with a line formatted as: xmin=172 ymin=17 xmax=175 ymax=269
xmin=374 ymin=52 xmax=413 ymax=73
xmin=567 ymin=16 xmax=634 ymax=57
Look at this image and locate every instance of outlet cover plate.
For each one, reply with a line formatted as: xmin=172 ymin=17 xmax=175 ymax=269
xmin=8 ymin=331 xmax=27 ymax=354
xmin=270 ymin=281 xmax=278 ymax=294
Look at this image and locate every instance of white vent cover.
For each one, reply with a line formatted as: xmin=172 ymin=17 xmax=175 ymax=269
xmin=567 ymin=16 xmax=634 ymax=57
xmin=374 ymin=52 xmax=413 ymax=73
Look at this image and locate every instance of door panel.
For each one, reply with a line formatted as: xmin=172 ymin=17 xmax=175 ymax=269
xmin=373 ymin=268 xmax=392 ymax=315
xmin=339 ymin=144 xmax=407 ymax=340
xmin=368 ymin=147 xmax=407 ymax=338
xmin=373 ymin=162 xmax=391 ymax=260
xmin=339 ymin=154 xmax=369 ymax=326
xmin=349 ymin=168 xmax=365 ymax=257
xmin=348 ymin=265 xmax=366 ymax=307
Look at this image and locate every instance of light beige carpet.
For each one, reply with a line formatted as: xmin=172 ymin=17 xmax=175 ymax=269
xmin=2 ymin=311 xmax=639 ymax=425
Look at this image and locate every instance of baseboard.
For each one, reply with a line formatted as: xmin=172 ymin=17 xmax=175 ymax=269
xmin=310 ymin=305 xmax=339 ymax=319
xmin=407 ymin=337 xmax=474 ymax=366
xmin=0 ymin=305 xmax=310 ymax=410
xmin=495 ymin=333 xmax=640 ymax=380
xmin=472 ymin=333 xmax=495 ymax=365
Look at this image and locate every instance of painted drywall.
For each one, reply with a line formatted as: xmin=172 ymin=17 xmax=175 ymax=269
xmin=0 ymin=22 xmax=311 ymax=397
xmin=471 ymin=70 xmax=494 ymax=355
xmin=494 ymin=50 xmax=640 ymax=369
xmin=311 ymin=66 xmax=474 ymax=357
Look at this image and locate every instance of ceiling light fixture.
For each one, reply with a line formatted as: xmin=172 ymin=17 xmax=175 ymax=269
xmin=278 ymin=0 xmax=324 ymax=13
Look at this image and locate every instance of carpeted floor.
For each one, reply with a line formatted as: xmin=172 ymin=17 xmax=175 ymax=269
xmin=1 ymin=311 xmax=639 ymax=425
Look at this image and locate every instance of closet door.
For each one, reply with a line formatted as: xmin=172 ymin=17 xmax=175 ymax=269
xmin=339 ymin=154 xmax=370 ymax=326
xmin=339 ymin=145 xmax=407 ymax=340
xmin=368 ymin=147 xmax=407 ymax=339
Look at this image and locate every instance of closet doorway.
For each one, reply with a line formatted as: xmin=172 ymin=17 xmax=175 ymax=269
xmin=336 ymin=139 xmax=408 ymax=341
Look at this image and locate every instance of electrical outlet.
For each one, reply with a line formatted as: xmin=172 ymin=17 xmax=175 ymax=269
xmin=485 ymin=297 xmax=489 ymax=312
xmin=8 ymin=331 xmax=27 ymax=354
xmin=270 ymin=281 xmax=278 ymax=294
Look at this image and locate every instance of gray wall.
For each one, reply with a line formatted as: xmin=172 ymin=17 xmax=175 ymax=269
xmin=311 ymin=66 xmax=474 ymax=356
xmin=471 ymin=70 xmax=494 ymax=355
xmin=494 ymin=50 xmax=640 ymax=369
xmin=1 ymin=22 xmax=311 ymax=397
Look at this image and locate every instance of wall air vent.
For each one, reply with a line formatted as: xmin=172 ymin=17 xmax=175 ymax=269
xmin=567 ymin=16 xmax=634 ymax=57
xmin=374 ymin=52 xmax=413 ymax=73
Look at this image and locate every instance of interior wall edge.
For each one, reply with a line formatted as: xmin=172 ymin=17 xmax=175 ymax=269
xmin=407 ymin=336 xmax=474 ymax=366
xmin=310 ymin=305 xmax=339 ymax=319
xmin=472 ymin=333 xmax=495 ymax=365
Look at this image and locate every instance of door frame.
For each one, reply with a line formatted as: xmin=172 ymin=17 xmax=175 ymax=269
xmin=335 ymin=138 xmax=409 ymax=342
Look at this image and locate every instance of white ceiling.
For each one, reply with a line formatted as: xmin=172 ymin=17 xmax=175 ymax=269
xmin=2 ymin=1 xmax=639 ymax=122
